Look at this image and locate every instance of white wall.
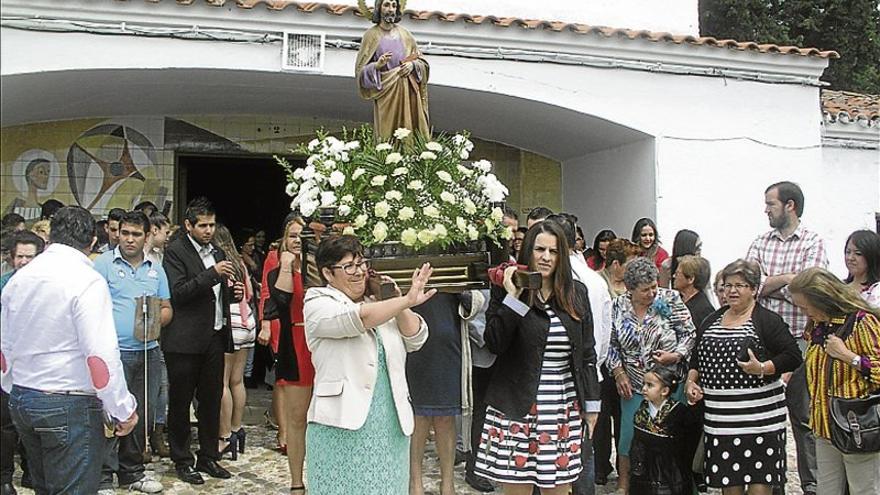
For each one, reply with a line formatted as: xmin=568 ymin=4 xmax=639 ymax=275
xmin=562 ymin=139 xmax=656 ymax=242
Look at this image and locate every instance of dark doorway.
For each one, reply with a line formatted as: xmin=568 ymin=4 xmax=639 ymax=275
xmin=180 ymin=154 xmax=301 ymax=243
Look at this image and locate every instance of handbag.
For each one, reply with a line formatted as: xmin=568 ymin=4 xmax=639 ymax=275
xmin=825 ymin=313 xmax=880 ymax=454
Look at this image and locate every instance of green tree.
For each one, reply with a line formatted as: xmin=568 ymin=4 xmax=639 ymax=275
xmin=700 ymin=0 xmax=880 ymax=93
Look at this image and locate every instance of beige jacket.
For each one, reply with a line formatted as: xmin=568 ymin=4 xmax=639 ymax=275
xmin=303 ymin=285 xmax=428 ymax=434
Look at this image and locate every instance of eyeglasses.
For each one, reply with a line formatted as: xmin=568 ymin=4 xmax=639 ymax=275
xmin=721 ymin=283 xmax=751 ymax=291
xmin=330 ymin=259 xmax=371 ymax=275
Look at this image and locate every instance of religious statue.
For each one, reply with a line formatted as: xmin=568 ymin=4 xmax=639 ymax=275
xmin=356 ymin=0 xmax=431 ymax=140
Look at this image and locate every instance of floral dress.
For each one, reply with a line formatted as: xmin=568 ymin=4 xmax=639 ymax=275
xmin=474 ymin=304 xmax=584 ymax=488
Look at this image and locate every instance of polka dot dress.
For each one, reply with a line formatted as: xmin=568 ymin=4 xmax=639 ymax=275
xmin=696 ymin=317 xmax=787 ymax=488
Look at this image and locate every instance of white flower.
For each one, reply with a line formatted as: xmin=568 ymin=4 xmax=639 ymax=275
xmin=372 ymin=222 xmax=388 ymax=243
xmin=385 ymin=152 xmax=403 ymax=165
xmin=285 ymin=183 xmax=297 ymax=197
xmin=328 ymin=170 xmax=345 ymax=188
xmin=456 ymin=217 xmax=468 ymax=233
xmin=477 ymin=173 xmax=509 ymax=202
xmin=327 ymin=137 xmax=345 ymax=154
xmin=463 ymin=197 xmax=477 ymax=215
xmin=298 ymin=180 xmax=317 ymax=196
xmin=423 ymin=205 xmax=441 ymax=218
xmin=419 ymin=151 xmax=437 ymax=161
xmin=323 ymin=159 xmax=337 ymax=170
xmin=343 ymin=226 xmax=356 ymax=235
xmin=345 ymin=140 xmax=360 ymax=150
xmin=393 ymin=128 xmax=412 ymax=140
xmin=375 ymin=143 xmax=393 ymax=152
xmin=473 ymin=159 xmax=492 ymax=173
xmin=312 ymin=172 xmax=326 ymax=184
xmin=457 ymin=164 xmax=474 ymax=177
xmin=354 ymin=214 xmax=368 ymax=228
xmin=371 ymin=175 xmax=387 ymax=186
xmin=338 ymin=151 xmax=350 ymax=163
xmin=392 ymin=166 xmax=408 ymax=177
xmin=484 ymin=218 xmax=496 ymax=230
xmin=440 ymin=191 xmax=456 ymax=204
xmin=338 ymin=204 xmax=351 ymax=216
xmin=305 ymin=155 xmax=319 ymax=167
xmin=398 ymin=206 xmax=415 ymax=221
xmin=459 ymin=149 xmax=470 ymax=160
xmin=407 ymin=180 xmax=424 ymax=190
xmin=467 ymin=225 xmax=480 ymax=240
xmin=417 ymin=229 xmax=435 ymax=244
xmin=320 ymin=191 xmax=337 ymax=207
xmin=341 ymin=194 xmax=354 ymax=203
xmin=490 ymin=207 xmax=504 ymax=222
xmin=453 ymin=134 xmax=466 ymax=146
xmin=300 ymin=198 xmax=319 ymax=217
xmin=301 ymin=165 xmax=316 ymax=181
xmin=401 ymin=228 xmax=418 ymax=246
xmin=385 ymin=190 xmax=403 ymax=201
xmin=307 ymin=138 xmax=320 ymax=151
xmin=433 ymin=223 xmax=448 ymax=239
xmin=374 ymin=201 xmax=391 ymax=218
xmin=436 ymin=170 xmax=453 ymax=183
xmin=500 ymin=227 xmax=513 ymax=240
xmin=425 ymin=141 xmax=443 ymax=152
xmin=293 ymin=168 xmax=304 ymax=180
xmin=352 ymin=168 xmax=366 ymax=180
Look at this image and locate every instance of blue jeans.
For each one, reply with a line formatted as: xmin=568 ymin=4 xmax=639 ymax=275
xmin=155 ymin=349 xmax=169 ymax=425
xmin=9 ymin=386 xmax=106 ymax=494
xmin=101 ymin=347 xmax=161 ymax=487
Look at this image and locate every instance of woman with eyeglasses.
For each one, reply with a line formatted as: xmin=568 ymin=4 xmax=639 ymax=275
xmin=257 ymin=214 xmax=314 ymax=494
xmin=303 ymin=235 xmax=435 ymax=494
xmin=685 ymin=259 xmax=801 ymax=495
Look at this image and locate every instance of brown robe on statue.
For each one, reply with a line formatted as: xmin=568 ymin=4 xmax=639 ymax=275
xmin=355 ymin=25 xmax=431 ymax=140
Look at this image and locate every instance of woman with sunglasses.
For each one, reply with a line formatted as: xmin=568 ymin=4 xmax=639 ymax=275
xmin=303 ymin=235 xmax=435 ymax=494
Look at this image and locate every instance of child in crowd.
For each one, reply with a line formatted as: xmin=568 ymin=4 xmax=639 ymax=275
xmin=630 ymin=366 xmax=695 ymax=495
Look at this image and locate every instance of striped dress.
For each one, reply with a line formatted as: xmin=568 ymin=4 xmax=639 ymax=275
xmin=475 ymin=304 xmax=584 ymax=488
xmin=696 ymin=317 xmax=787 ymax=488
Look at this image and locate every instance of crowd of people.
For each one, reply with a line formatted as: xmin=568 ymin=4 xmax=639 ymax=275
xmin=0 ymin=179 xmax=878 ymax=495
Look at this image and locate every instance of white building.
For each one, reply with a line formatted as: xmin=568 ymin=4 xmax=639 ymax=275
xmin=1 ymin=0 xmax=877 ymax=276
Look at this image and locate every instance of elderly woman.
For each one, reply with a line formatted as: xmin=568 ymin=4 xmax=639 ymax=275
xmin=789 ymin=267 xmax=880 ymax=495
xmin=303 ymin=236 xmax=434 ymax=494
xmin=685 ymin=259 xmax=801 ymax=495
xmin=607 ymin=257 xmax=696 ymax=494
xmin=844 ymin=230 xmax=880 ymax=306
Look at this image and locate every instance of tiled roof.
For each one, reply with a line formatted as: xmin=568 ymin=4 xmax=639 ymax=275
xmin=822 ymin=90 xmax=880 ymax=123
xmin=145 ymin=0 xmax=840 ymax=59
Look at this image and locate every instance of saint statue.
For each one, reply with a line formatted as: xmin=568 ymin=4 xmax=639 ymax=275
xmin=355 ymin=0 xmax=431 ymax=140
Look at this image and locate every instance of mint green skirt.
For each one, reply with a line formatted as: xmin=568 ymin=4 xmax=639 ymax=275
xmin=306 ymin=335 xmax=409 ymax=494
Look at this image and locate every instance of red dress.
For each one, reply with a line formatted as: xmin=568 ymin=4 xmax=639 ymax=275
xmin=259 ymin=250 xmax=315 ymax=387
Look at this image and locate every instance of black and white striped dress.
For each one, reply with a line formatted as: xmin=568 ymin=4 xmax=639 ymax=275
xmin=696 ymin=318 xmax=787 ymax=488
xmin=474 ymin=304 xmax=583 ymax=488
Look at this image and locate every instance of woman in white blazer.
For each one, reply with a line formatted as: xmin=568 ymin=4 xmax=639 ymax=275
xmin=303 ymin=235 xmax=435 ymax=495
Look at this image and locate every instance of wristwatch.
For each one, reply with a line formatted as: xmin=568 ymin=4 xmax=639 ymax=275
xmin=850 ymin=355 xmax=861 ymax=368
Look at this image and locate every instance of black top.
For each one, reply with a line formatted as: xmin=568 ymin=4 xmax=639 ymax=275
xmin=483 ymin=281 xmax=600 ymax=418
xmin=263 ymin=268 xmax=301 ymax=382
xmin=685 ymin=291 xmax=715 ymax=330
xmin=688 ymin=303 xmax=802 ymax=379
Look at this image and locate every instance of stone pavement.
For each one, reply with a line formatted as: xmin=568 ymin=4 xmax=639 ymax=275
xmin=10 ymin=388 xmax=806 ymax=494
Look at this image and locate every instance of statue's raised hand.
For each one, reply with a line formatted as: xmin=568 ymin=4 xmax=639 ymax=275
xmin=405 ymin=262 xmax=437 ymax=307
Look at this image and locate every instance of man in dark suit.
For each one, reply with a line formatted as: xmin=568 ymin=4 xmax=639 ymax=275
xmin=162 ymin=197 xmax=242 ymax=484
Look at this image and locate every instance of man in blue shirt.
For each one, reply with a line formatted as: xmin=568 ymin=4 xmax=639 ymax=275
xmin=94 ymin=210 xmax=172 ymax=494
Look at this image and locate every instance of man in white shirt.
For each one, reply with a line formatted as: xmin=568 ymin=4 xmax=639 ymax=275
xmin=0 ymin=206 xmax=138 ymax=494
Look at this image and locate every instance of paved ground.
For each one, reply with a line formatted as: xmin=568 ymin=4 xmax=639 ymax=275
xmin=10 ymin=387 xmax=806 ymax=494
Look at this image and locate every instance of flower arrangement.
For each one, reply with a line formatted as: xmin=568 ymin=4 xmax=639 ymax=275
xmin=277 ymin=126 xmax=511 ymax=250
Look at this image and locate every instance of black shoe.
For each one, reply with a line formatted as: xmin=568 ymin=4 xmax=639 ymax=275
xmin=176 ymin=465 xmax=205 ymax=485
xmin=595 ymin=473 xmax=608 ymax=485
xmin=1 ymin=482 xmax=17 ymax=495
xmin=454 ymin=448 xmax=467 ymax=466
xmin=465 ymin=472 xmax=495 ymax=492
xmin=196 ymin=459 xmax=231 ymax=479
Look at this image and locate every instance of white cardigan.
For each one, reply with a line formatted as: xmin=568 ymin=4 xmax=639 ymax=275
xmin=303 ymin=285 xmax=428 ymax=434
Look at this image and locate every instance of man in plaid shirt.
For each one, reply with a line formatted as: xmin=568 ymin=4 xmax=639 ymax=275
xmin=746 ymin=181 xmax=827 ymax=495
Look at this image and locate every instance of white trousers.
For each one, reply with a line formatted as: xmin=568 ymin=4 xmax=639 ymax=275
xmin=815 ymin=437 xmax=880 ymax=495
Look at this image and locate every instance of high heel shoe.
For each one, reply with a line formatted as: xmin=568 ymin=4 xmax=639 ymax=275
xmin=220 ymin=435 xmax=239 ymax=461
xmin=232 ymin=428 xmax=247 ymax=454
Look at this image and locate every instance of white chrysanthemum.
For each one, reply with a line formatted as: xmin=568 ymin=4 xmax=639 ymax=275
xmin=354 ymin=214 xmax=368 ymax=228
xmin=477 ymin=173 xmax=509 ymax=202
xmin=417 ymin=229 xmax=435 ymax=244
xmin=375 ymin=143 xmax=393 ymax=152
xmin=473 ymin=159 xmax=492 ymax=173
xmin=339 ymin=151 xmax=350 ymax=163
xmin=484 ymin=218 xmax=496 ymax=230
xmin=500 ymin=227 xmax=513 ymax=240
xmin=345 ymin=140 xmax=360 ymax=150
xmin=324 ymin=159 xmax=337 ymax=170
xmin=490 ymin=207 xmax=504 ymax=222
xmin=341 ymin=194 xmax=354 ymax=203
xmin=407 ymin=180 xmax=424 ymax=190
xmin=463 ymin=197 xmax=477 ymax=215
xmin=401 ymin=228 xmax=418 ymax=246
xmin=436 ymin=170 xmax=453 ymax=183
xmin=300 ymin=198 xmax=319 ymax=217
xmin=467 ymin=225 xmax=480 ymax=240
xmin=301 ymin=165 xmax=316 ymax=181
xmin=352 ymin=168 xmax=366 ymax=181
xmin=371 ymin=175 xmax=387 ymax=186
xmin=459 ymin=149 xmax=470 ymax=160
xmin=374 ymin=201 xmax=391 ymax=218
xmin=392 ymin=166 xmax=408 ymax=177
xmin=425 ymin=141 xmax=443 ymax=152
xmin=419 ymin=151 xmax=437 ymax=161
xmin=385 ymin=190 xmax=403 ymax=201
xmin=343 ymin=226 xmax=356 ymax=235
xmin=337 ymin=204 xmax=351 ymax=216
xmin=327 ymin=137 xmax=345 ymax=154
xmin=285 ymin=183 xmax=297 ymax=197
xmin=385 ymin=152 xmax=403 ymax=165
xmin=393 ymin=128 xmax=412 ymax=140
xmin=453 ymin=134 xmax=466 ymax=146
xmin=440 ymin=191 xmax=456 ymax=204
xmin=307 ymin=138 xmax=320 ymax=151
xmin=423 ymin=205 xmax=440 ymax=218
xmin=328 ymin=170 xmax=345 ymax=188
xmin=457 ymin=164 xmax=474 ymax=177
xmin=320 ymin=191 xmax=337 ymax=207
xmin=456 ymin=217 xmax=468 ymax=233
xmin=398 ymin=206 xmax=415 ymax=221
xmin=373 ymin=222 xmax=388 ymax=243
xmin=433 ymin=223 xmax=448 ymax=239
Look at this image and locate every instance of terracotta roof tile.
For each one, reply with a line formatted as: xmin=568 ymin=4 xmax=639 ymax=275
xmin=145 ymin=0 xmax=839 ymax=58
xmin=822 ymin=90 xmax=880 ymax=122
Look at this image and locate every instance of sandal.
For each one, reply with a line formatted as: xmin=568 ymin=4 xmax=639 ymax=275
xmin=276 ymin=432 xmax=288 ymax=456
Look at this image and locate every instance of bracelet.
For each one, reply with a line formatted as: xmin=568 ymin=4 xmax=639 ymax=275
xmin=759 ymin=361 xmax=765 ymax=378
xmin=612 ymin=369 xmax=626 ymax=379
